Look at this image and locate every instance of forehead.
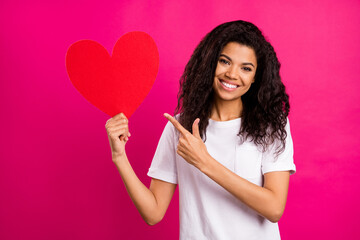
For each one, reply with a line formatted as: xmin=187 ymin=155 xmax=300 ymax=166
xmin=220 ymin=42 xmax=257 ymax=65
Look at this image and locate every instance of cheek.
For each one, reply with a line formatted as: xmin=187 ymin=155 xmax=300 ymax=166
xmin=241 ymin=79 xmax=255 ymax=93
xmin=243 ymin=72 xmax=256 ymax=83
xmin=212 ymin=77 xmax=219 ymax=89
xmin=246 ymin=79 xmax=255 ymax=88
xmin=214 ymin=64 xmax=226 ymax=76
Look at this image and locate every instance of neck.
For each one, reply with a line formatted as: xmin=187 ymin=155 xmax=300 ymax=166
xmin=210 ymin=97 xmax=243 ymax=121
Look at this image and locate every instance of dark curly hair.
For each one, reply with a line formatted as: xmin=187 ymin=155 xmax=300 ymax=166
xmin=174 ymin=20 xmax=290 ymax=156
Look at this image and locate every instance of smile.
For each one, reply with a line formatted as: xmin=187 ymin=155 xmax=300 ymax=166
xmin=220 ymin=79 xmax=239 ymax=90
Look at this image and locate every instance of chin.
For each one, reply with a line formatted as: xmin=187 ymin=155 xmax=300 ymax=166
xmin=215 ymin=93 xmax=242 ymax=102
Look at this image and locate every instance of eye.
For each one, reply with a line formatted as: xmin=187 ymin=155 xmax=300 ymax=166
xmin=242 ymin=67 xmax=252 ymax=72
xmin=219 ymin=58 xmax=230 ymax=65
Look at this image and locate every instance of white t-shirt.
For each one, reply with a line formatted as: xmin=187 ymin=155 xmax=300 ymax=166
xmin=147 ymin=117 xmax=296 ymax=240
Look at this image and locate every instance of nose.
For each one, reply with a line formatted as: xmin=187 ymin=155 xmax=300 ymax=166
xmin=225 ymin=65 xmax=238 ymax=79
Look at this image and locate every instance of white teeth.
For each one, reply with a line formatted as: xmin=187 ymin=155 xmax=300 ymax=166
xmin=221 ymin=81 xmax=237 ymax=89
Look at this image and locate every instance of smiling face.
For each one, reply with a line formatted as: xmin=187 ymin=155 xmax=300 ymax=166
xmin=212 ymin=42 xmax=257 ymax=105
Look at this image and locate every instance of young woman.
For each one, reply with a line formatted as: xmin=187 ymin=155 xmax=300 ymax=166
xmin=105 ymin=20 xmax=296 ymax=239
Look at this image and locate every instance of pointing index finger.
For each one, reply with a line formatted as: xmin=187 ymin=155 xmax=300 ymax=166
xmin=164 ymin=113 xmax=189 ymax=136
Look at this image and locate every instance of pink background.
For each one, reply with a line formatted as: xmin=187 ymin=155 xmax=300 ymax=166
xmin=1 ymin=0 xmax=359 ymax=239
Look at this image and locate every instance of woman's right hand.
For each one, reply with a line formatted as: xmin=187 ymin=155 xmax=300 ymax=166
xmin=105 ymin=112 xmax=131 ymax=159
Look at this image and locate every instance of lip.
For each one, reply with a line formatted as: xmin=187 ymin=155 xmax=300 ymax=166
xmin=219 ymin=78 xmax=239 ymax=91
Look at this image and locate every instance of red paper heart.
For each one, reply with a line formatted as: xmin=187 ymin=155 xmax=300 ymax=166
xmin=66 ymin=31 xmax=159 ymax=118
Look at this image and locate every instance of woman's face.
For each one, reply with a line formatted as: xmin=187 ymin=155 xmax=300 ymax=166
xmin=212 ymin=42 xmax=257 ymax=104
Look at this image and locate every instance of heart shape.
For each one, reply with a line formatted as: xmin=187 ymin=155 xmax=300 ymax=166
xmin=66 ymin=31 xmax=159 ymax=118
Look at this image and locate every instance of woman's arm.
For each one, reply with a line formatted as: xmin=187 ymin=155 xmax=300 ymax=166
xmin=201 ymin=158 xmax=290 ymax=223
xmin=164 ymin=113 xmax=290 ymax=223
xmin=114 ymin=154 xmax=176 ymax=225
xmin=106 ymin=113 xmax=176 ymax=225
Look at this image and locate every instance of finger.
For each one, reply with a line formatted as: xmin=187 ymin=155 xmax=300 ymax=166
xmin=106 ymin=125 xmax=128 ymax=134
xmin=108 ymin=125 xmax=128 ymax=132
xmin=177 ymin=144 xmax=187 ymax=155
xmin=120 ymin=136 xmax=129 ymax=143
xmin=109 ymin=130 xmax=126 ymax=141
xmin=178 ymin=137 xmax=189 ymax=147
xmin=111 ymin=122 xmax=128 ymax=130
xmin=119 ymin=132 xmax=129 ymax=141
xmin=176 ymin=148 xmax=187 ymax=160
xmin=108 ymin=127 xmax=128 ymax=139
xmin=117 ymin=117 xmax=128 ymax=124
xmin=192 ymin=118 xmax=201 ymax=139
xmin=121 ymin=135 xmax=129 ymax=142
xmin=111 ymin=112 xmax=122 ymax=120
xmin=106 ymin=119 xmax=128 ymax=130
xmin=105 ymin=114 xmax=127 ymax=127
xmin=105 ymin=118 xmax=113 ymax=128
xmin=113 ymin=112 xmax=127 ymax=120
xmin=164 ymin=113 xmax=189 ymax=136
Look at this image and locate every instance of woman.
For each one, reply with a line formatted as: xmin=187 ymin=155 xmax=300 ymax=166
xmin=105 ymin=20 xmax=296 ymax=239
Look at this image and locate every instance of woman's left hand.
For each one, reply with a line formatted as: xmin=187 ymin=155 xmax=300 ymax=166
xmin=164 ymin=113 xmax=212 ymax=170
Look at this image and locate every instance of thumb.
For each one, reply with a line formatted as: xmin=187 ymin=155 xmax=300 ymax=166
xmin=192 ymin=118 xmax=201 ymax=139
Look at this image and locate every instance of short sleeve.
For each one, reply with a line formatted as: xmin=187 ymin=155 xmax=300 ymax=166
xmin=147 ymin=121 xmax=178 ymax=184
xmin=261 ymin=118 xmax=296 ymax=175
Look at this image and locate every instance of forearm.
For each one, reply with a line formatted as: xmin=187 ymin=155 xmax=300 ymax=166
xmin=113 ymin=153 xmax=161 ymax=225
xmin=200 ymin=156 xmax=286 ymax=223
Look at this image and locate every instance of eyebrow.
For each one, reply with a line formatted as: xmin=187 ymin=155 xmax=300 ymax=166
xmin=219 ymin=54 xmax=255 ymax=68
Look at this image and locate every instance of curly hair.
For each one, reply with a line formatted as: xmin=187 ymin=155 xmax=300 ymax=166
xmin=174 ymin=20 xmax=290 ymax=156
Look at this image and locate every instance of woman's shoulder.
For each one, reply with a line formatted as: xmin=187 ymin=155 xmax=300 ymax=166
xmin=162 ymin=114 xmax=180 ymax=137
